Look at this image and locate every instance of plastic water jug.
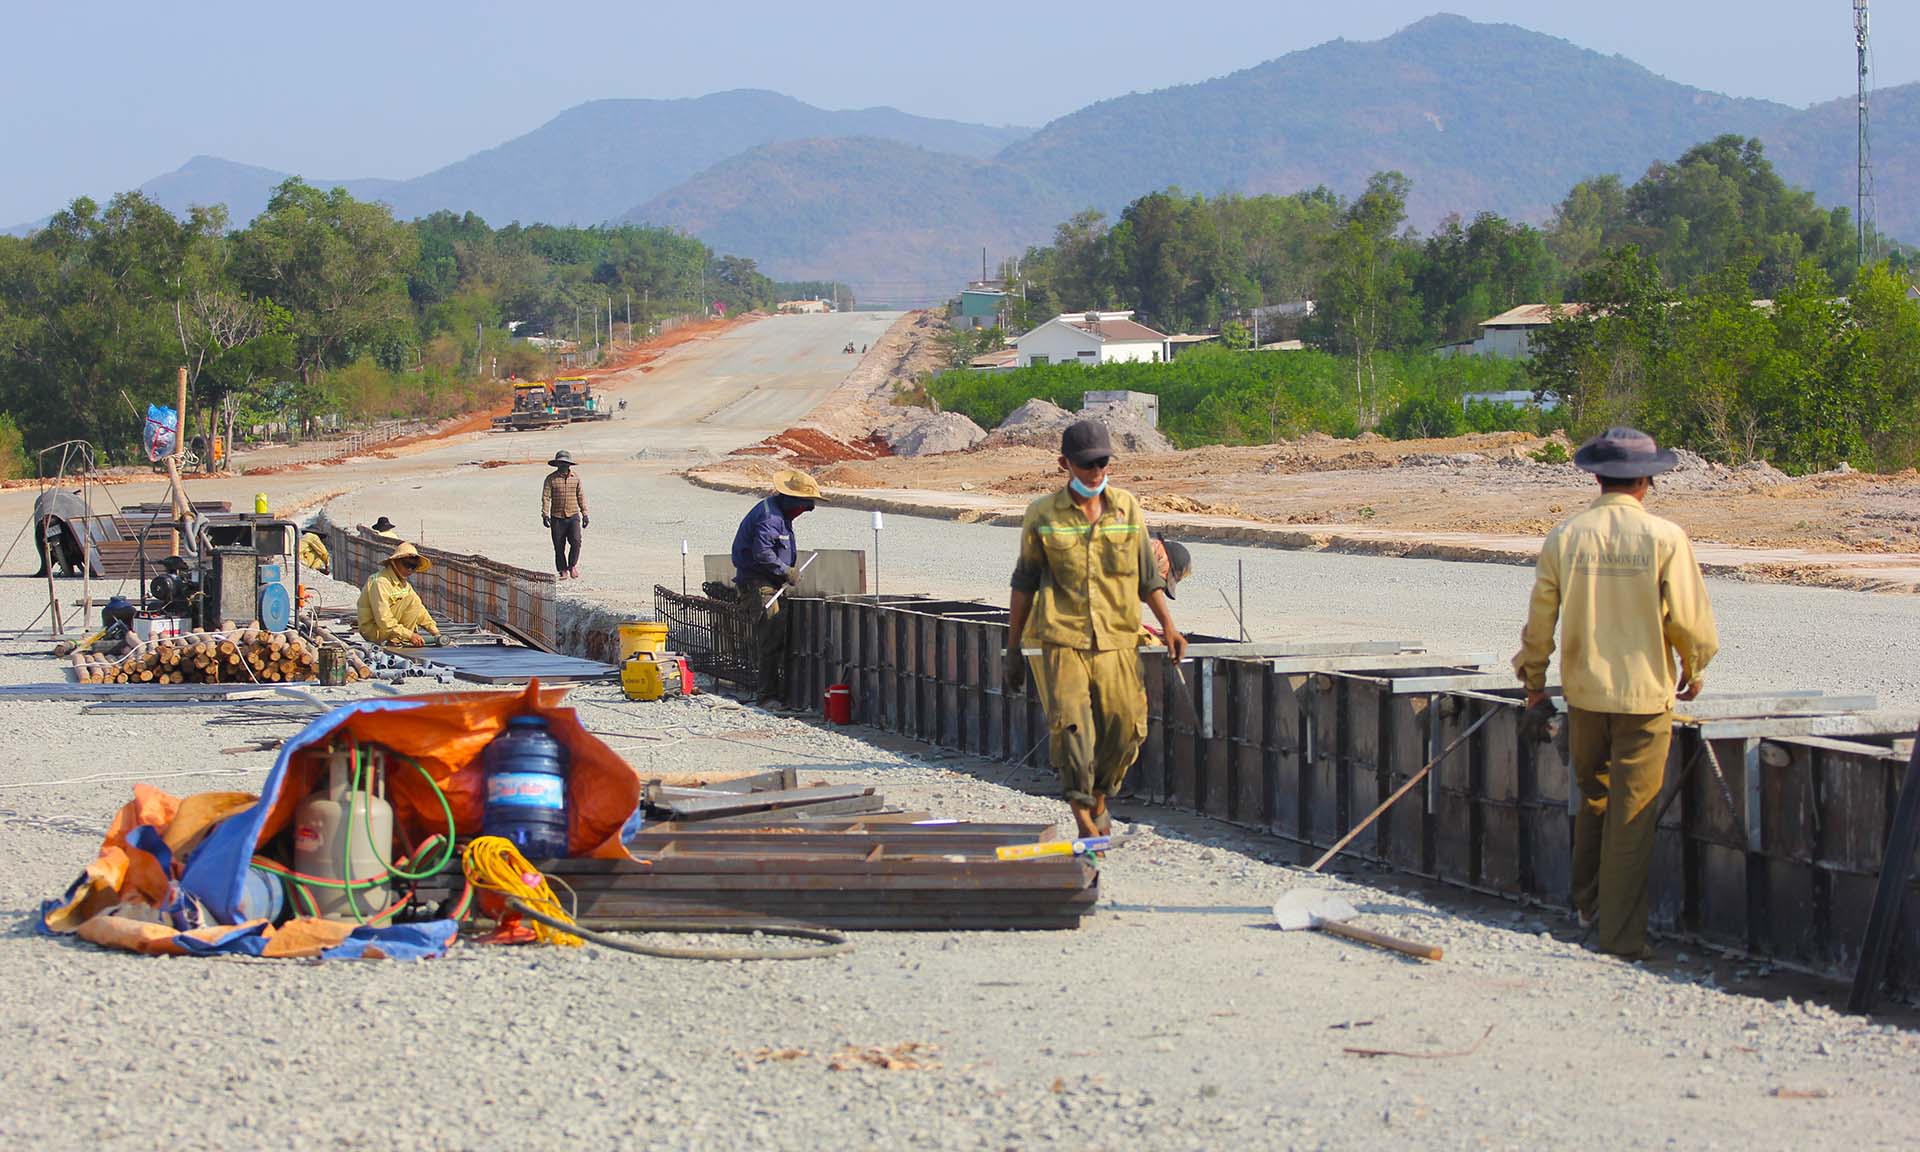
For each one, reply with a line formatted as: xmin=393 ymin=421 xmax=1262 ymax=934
xmin=481 ymin=715 xmax=570 ymax=859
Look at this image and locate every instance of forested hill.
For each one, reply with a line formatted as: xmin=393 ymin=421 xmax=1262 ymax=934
xmin=15 ymin=91 xmax=1033 ymax=234
xmin=996 ymin=14 xmax=1794 ymax=228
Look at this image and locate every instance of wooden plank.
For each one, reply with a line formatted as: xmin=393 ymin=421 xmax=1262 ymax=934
xmin=659 ymin=784 xmax=875 ymax=820
xmin=673 ymin=796 xmax=888 ymax=824
xmin=1267 ymin=671 xmax=1306 ymax=842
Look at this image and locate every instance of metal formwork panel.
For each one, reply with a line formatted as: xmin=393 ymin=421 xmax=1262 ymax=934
xmin=1478 ymin=707 xmax=1524 ymax=894
xmin=1431 ymin=696 xmax=1476 ymax=885
xmin=1229 ymin=659 xmax=1265 ymax=827
xmin=1137 ymin=651 xmax=1168 ymax=803
xmin=1202 ymin=660 xmax=1233 ymax=822
xmin=1266 ymin=672 xmax=1308 ymax=842
xmin=984 ymin=627 xmax=1010 ymax=760
xmin=1306 ymin=676 xmax=1345 ymax=847
xmin=1385 ymin=694 xmax=1433 ymax=876
xmin=1343 ymin=678 xmax=1387 ymax=861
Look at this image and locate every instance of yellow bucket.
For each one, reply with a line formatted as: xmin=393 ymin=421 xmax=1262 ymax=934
xmin=618 ymin=621 xmax=669 ymax=661
xmin=622 ymin=655 xmax=665 ymax=702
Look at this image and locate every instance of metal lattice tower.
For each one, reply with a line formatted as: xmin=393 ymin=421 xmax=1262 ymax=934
xmin=1856 ymin=0 xmax=1876 ymax=266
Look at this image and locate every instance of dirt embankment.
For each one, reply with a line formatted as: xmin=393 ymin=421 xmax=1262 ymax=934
xmin=694 ymin=427 xmax=1920 ymax=558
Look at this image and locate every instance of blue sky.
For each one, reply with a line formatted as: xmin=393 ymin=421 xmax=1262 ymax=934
xmin=2 ymin=1 xmax=1910 ymax=223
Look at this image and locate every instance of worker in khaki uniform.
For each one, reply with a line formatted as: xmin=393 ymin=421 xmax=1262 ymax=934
xmin=356 ymin=541 xmax=443 ymax=648
xmin=298 ymin=530 xmax=331 ymax=576
xmin=1007 ymin=421 xmax=1186 ymax=838
xmin=541 ymin=450 xmax=588 ymax=579
xmin=1513 ymin=427 xmax=1718 ymax=959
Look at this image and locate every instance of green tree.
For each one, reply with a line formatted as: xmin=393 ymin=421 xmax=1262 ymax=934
xmin=233 ymin=179 xmax=420 ymax=385
xmin=1311 ymin=172 xmax=1422 ymax=423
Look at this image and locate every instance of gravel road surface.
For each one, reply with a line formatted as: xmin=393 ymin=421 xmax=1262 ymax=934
xmin=1 ymin=315 xmax=1915 ymax=1150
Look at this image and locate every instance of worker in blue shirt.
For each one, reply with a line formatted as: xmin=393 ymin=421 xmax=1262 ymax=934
xmin=729 ymin=469 xmax=827 ymax=707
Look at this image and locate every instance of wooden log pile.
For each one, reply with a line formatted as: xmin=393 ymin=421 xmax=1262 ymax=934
xmin=70 ymin=626 xmax=373 ymax=685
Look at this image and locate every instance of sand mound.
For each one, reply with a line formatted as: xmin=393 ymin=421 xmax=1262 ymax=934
xmin=982 ymin=398 xmax=1173 ymax=454
xmin=876 ymin=408 xmax=987 ymax=457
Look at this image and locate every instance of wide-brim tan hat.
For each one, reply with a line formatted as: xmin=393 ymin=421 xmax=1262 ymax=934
xmin=773 ymin=469 xmax=827 ymax=501
xmin=385 ymin=541 xmax=432 ymax=572
xmin=549 ymin=450 xmax=576 ymax=467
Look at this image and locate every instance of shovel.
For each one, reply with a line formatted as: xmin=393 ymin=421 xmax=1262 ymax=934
xmin=1273 ymin=889 xmax=1444 ymax=961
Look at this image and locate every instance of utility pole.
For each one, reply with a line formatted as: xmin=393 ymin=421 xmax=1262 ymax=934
xmin=475 ymin=321 xmax=484 ymax=376
xmin=625 ymin=291 xmax=631 ymax=334
xmin=1856 ymin=0 xmax=1875 ymax=267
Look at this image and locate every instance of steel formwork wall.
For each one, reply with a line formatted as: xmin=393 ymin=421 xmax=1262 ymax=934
xmin=323 ymin=523 xmax=558 ymax=647
xmin=784 ymin=595 xmax=1920 ymax=990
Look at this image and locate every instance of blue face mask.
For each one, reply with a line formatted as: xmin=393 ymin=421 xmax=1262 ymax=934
xmin=1069 ymin=475 xmax=1108 ymax=499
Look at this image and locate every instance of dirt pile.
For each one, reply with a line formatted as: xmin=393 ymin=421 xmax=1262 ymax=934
xmin=874 ymin=409 xmax=987 ymax=457
xmin=982 ymin=398 xmax=1174 ymax=454
xmin=731 ymin=427 xmax=893 ymax=468
xmin=816 ymin=463 xmax=885 ymax=488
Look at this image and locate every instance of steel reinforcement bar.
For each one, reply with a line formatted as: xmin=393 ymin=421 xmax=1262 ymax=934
xmin=781 ymin=594 xmax=1920 ymax=991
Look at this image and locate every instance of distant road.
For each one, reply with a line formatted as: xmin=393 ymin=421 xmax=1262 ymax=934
xmin=599 ymin=312 xmax=903 ymax=447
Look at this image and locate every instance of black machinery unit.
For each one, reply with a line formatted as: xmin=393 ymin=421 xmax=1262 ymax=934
xmin=143 ymin=515 xmax=300 ymax=632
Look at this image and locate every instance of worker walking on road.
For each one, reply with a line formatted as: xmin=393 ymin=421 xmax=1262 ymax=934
xmin=1513 ymin=427 xmax=1718 ymax=960
xmin=1006 ymin=420 xmax=1186 ymax=838
xmin=541 ymin=450 xmax=588 ymax=579
xmin=356 ymin=541 xmax=443 ymax=648
xmin=731 ymin=469 xmax=827 ymax=708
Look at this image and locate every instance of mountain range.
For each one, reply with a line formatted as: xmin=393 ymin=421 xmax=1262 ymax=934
xmin=16 ymin=15 xmax=1915 ymax=299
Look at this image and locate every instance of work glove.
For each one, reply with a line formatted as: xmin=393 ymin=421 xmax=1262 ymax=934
xmin=1003 ymin=649 xmax=1026 ymax=694
xmin=581 ymin=515 xmax=589 ymax=529
xmin=782 ymin=568 xmax=803 ymax=587
xmin=542 ymin=516 xmax=552 ymax=528
xmin=1520 ymin=697 xmax=1555 ymax=746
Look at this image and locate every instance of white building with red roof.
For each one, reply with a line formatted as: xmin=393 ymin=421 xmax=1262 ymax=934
xmin=1012 ymin=310 xmax=1170 ymax=368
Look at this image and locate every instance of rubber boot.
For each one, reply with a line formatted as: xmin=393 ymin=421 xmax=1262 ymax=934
xmin=1069 ymin=801 xmax=1099 ymax=839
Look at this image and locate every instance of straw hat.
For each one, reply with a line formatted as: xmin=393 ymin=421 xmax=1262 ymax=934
xmin=773 ymin=469 xmax=827 ymax=501
xmin=384 ymin=541 xmax=432 ymax=572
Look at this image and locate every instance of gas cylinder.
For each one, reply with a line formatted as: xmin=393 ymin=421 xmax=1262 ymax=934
xmin=481 ymin=715 xmax=571 ymax=860
xmin=292 ymin=743 xmax=394 ymax=920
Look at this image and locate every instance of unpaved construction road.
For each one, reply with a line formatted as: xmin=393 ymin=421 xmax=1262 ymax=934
xmin=3 ymin=314 xmax=1918 ymax=1151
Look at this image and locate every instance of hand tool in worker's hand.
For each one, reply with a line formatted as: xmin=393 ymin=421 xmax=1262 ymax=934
xmin=1272 ymin=889 xmax=1443 ymax=961
xmin=996 ymin=833 xmax=1135 ymax=861
xmin=1307 ymin=707 xmax=1498 ymax=873
xmin=1168 ymin=658 xmax=1201 ymax=728
xmin=1519 ymin=697 xmax=1556 ymax=745
xmin=764 ymin=553 xmax=817 ymax=612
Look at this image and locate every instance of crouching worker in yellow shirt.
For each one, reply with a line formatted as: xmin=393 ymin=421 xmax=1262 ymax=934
xmin=1513 ymin=427 xmax=1718 ymax=960
xmin=1006 ymin=420 xmax=1186 ymax=839
xmin=357 ymin=541 xmax=442 ymax=647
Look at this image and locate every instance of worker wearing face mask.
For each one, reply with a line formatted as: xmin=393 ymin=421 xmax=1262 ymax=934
xmin=1006 ymin=420 xmax=1186 ymax=838
xmin=730 ymin=469 xmax=828 ymax=709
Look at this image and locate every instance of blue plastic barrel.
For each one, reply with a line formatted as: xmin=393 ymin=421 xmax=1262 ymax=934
xmin=481 ymin=715 xmax=571 ymax=859
xmin=238 ymin=866 xmax=285 ymax=924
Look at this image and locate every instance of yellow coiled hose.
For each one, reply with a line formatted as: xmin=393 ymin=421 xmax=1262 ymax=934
xmin=460 ymin=836 xmax=581 ymax=947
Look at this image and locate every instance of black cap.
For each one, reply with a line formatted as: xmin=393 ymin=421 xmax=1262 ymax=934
xmin=1061 ymin=419 xmax=1113 ymax=467
xmin=1160 ymin=539 xmax=1191 ymax=598
xmin=1572 ymin=427 xmax=1677 ymax=479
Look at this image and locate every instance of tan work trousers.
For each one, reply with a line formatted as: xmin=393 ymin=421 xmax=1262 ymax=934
xmin=1569 ymin=708 xmax=1672 ymax=956
xmin=1030 ymin=645 xmax=1149 ymax=805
